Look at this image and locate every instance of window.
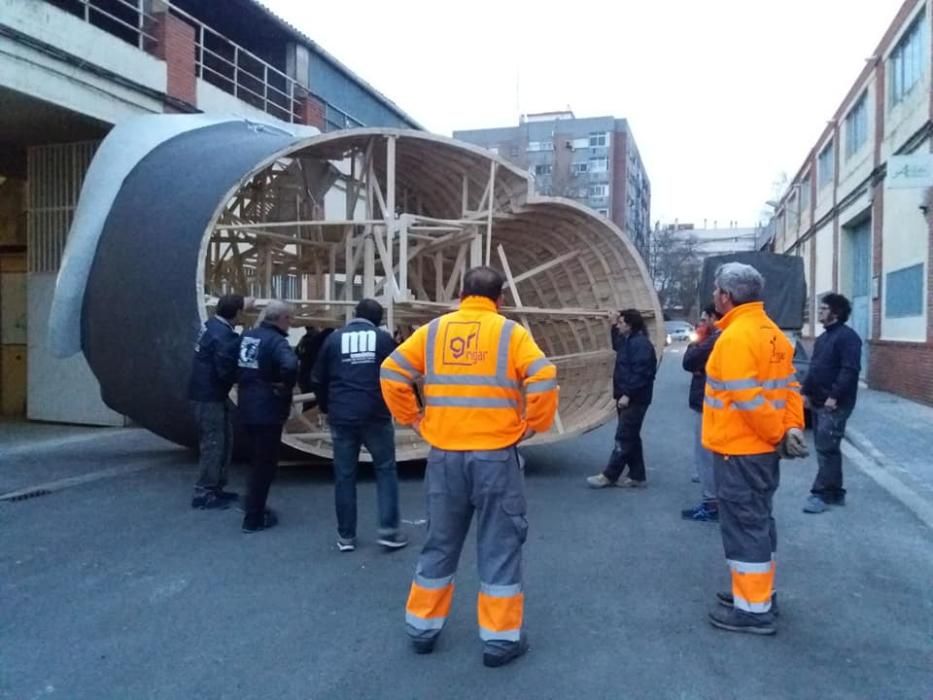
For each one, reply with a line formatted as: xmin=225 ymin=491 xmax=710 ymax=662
xmin=845 ymin=93 xmax=868 ymax=158
xmin=571 ymin=162 xmax=589 ymax=174
xmin=800 ymin=174 xmax=811 ymax=214
xmin=885 ymin=263 xmax=924 ymax=317
xmin=588 ymin=132 xmax=608 ymax=147
xmin=889 ymin=14 xmax=926 ymax=107
xmin=534 ymin=164 xmax=552 ymax=176
xmin=527 ymin=141 xmax=554 ymax=152
xmin=588 ymin=184 xmax=609 ymax=198
xmin=588 ymin=157 xmax=609 ymax=173
xmin=818 ymin=141 xmax=834 ymax=189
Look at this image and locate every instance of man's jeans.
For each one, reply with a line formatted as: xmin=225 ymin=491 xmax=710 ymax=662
xmin=192 ymin=400 xmax=233 ymax=494
xmin=603 ymin=402 xmax=649 ymax=482
xmin=811 ymin=406 xmax=853 ymax=502
xmin=693 ymin=410 xmax=716 ymax=503
xmin=330 ymin=421 xmax=400 ymax=539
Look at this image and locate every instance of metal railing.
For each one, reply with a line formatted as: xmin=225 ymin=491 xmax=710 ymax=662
xmin=48 ymin=0 xmax=364 ymax=127
xmin=49 ymin=0 xmax=155 ymax=50
xmin=166 ymin=3 xmax=302 ymax=123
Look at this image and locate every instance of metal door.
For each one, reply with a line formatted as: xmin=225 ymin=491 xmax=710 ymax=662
xmin=847 ymin=220 xmax=871 ymax=377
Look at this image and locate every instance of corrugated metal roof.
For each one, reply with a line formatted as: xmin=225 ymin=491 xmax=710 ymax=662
xmin=246 ymin=0 xmax=424 ymax=131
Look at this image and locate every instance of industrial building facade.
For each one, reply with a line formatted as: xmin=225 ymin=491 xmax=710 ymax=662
xmin=453 ymin=112 xmax=651 ymax=257
xmin=0 ymin=0 xmax=419 ymax=422
xmin=766 ymin=0 xmax=933 ymax=404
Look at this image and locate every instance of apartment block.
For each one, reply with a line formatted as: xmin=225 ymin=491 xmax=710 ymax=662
xmin=454 ymin=111 xmax=651 ymax=257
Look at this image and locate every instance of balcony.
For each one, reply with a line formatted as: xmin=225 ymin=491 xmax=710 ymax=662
xmin=41 ymin=0 xmax=355 ymax=126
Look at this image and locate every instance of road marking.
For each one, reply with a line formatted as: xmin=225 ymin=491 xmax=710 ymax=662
xmin=0 ymin=460 xmax=163 ymax=502
xmin=842 ymin=432 xmax=933 ymax=531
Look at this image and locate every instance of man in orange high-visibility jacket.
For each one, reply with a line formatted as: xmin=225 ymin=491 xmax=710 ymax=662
xmin=702 ymin=262 xmax=807 ymax=636
xmin=380 ymin=266 xmax=558 ymax=668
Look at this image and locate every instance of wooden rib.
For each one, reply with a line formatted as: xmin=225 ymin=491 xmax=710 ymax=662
xmin=204 ymin=131 xmax=661 ymax=461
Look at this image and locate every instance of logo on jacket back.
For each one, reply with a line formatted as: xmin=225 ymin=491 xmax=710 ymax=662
xmin=238 ymin=337 xmax=260 ymax=369
xmin=443 ymin=322 xmax=487 ymax=366
xmin=342 ymin=330 xmax=376 ymax=364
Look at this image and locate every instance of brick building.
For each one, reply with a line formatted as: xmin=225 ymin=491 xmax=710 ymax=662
xmin=0 ymin=0 xmax=420 ymax=422
xmin=765 ymin=0 xmax=933 ymax=404
xmin=453 ymin=112 xmax=651 ymax=257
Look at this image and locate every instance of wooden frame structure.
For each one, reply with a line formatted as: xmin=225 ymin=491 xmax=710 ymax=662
xmin=200 ymin=129 xmax=663 ymax=460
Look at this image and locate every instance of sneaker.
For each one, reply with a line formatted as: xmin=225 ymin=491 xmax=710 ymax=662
xmin=708 ymin=605 xmax=776 ymax=636
xmin=586 ymin=473 xmax=615 ymax=489
xmin=825 ymin=493 xmax=846 ymax=506
xmin=803 ymin=494 xmax=828 ymax=514
xmin=216 ymin=489 xmax=239 ymax=502
xmin=242 ymin=509 xmax=279 ymax=533
xmin=681 ymin=503 xmax=719 ymax=522
xmin=717 ymin=591 xmax=779 ymax=616
xmin=483 ymin=636 xmax=529 ymax=668
xmin=337 ymin=536 xmax=356 ymax=552
xmin=411 ymin=637 xmax=436 ymax=655
xmin=618 ymin=477 xmax=646 ymax=488
xmin=191 ymin=492 xmax=231 ymax=510
xmin=377 ymin=532 xmax=410 ymax=550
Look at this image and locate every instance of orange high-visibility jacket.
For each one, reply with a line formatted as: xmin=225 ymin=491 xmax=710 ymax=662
xmin=702 ymin=302 xmax=804 ymax=455
xmin=379 ymin=296 xmax=558 ymax=451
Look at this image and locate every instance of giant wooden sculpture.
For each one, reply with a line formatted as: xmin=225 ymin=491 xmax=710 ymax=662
xmin=51 ymin=117 xmax=662 ymax=460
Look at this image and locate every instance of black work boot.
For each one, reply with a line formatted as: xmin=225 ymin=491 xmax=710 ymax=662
xmin=708 ymin=606 xmax=776 ymax=636
xmin=242 ymin=508 xmax=279 ymax=533
xmin=483 ymin=636 xmax=529 ymax=668
xmin=716 ymin=591 xmax=780 ymax=616
xmin=411 ymin=637 xmax=437 ymax=655
xmin=191 ymin=491 xmax=231 ymax=510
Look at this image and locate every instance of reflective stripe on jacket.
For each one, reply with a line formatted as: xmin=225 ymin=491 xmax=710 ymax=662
xmin=701 ymin=302 xmax=804 ymax=455
xmin=379 ymin=296 xmax=558 ymax=450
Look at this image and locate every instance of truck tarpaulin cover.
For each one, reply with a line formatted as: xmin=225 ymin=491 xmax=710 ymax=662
xmin=700 ymin=253 xmax=806 ymax=329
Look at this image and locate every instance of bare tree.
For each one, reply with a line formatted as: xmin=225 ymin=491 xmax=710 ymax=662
xmin=649 ymin=227 xmax=702 ymax=317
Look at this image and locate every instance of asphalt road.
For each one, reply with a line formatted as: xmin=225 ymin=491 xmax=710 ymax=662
xmin=2 ymin=347 xmax=932 ymax=699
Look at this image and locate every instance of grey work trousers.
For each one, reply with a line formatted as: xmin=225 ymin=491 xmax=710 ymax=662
xmin=693 ymin=410 xmax=716 ymax=503
xmin=192 ymin=400 xmax=233 ymax=494
xmin=714 ymin=451 xmax=779 ymax=614
xmin=406 ymin=446 xmax=527 ymax=656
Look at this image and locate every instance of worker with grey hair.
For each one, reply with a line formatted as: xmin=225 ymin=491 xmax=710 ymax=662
xmin=236 ymin=300 xmax=298 ymax=533
xmin=702 ymin=262 xmax=807 ymax=635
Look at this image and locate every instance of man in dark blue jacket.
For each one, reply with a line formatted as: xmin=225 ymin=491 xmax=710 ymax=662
xmin=680 ymin=304 xmax=722 ymax=522
xmin=588 ymin=309 xmax=657 ymax=488
xmin=312 ymin=299 xmax=408 ymax=552
xmin=187 ymin=294 xmax=246 ymax=510
xmin=236 ymin=301 xmax=298 ymax=532
xmin=802 ymin=293 xmax=862 ymax=514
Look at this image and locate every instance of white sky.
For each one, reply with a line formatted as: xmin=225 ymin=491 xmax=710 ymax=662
xmin=262 ymin=0 xmax=906 ymax=227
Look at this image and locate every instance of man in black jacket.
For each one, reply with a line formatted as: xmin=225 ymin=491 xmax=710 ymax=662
xmin=680 ymin=304 xmax=722 ymax=522
xmin=312 ymin=299 xmax=408 ymax=552
xmin=187 ymin=294 xmax=246 ymax=510
xmin=802 ymin=293 xmax=862 ymax=514
xmin=588 ymin=309 xmax=657 ymax=488
xmin=237 ymin=301 xmax=298 ymax=533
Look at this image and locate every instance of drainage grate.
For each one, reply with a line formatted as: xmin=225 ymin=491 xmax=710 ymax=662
xmin=1 ymin=488 xmax=53 ymax=503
